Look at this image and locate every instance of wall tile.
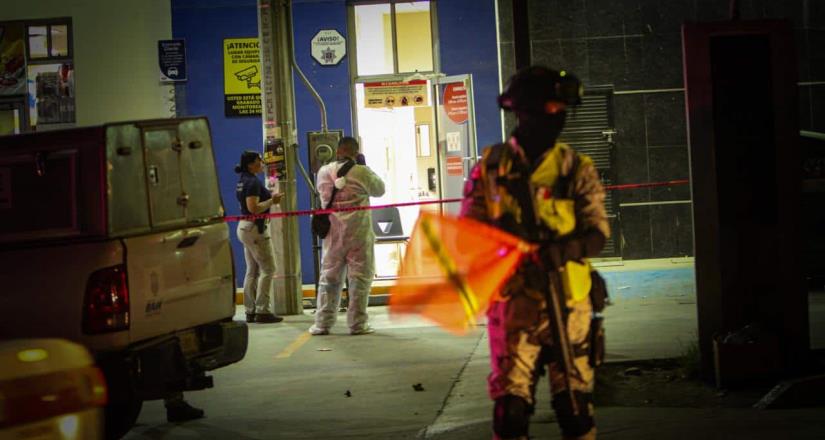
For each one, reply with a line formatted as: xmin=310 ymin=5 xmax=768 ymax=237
xmin=529 ymin=0 xmax=587 ymax=40
xmin=559 ymin=39 xmax=590 ymax=82
xmin=809 ymin=30 xmax=825 ymax=81
xmin=499 ymin=42 xmax=516 ymax=88
xmin=695 ymin=0 xmax=730 ymax=21
xmin=648 ymin=145 xmax=691 ymax=201
xmin=586 ymin=36 xmax=645 ymax=89
xmin=797 ymin=29 xmax=811 ymax=82
xmin=498 ymin=0 xmax=514 ymax=43
xmin=650 ymin=203 xmax=694 ymax=257
xmin=586 ymin=0 xmax=625 ymax=37
xmin=765 ymin=0 xmax=806 ymax=30
xmin=614 ymin=93 xmax=646 ymax=147
xmin=619 ymin=205 xmax=652 ymax=259
xmin=622 ymin=37 xmax=646 ymax=90
xmin=810 ymin=0 xmax=825 ymax=29
xmin=644 ymin=91 xmax=687 ymax=146
xmin=640 ymin=0 xmax=696 ymax=34
xmin=532 ymin=39 xmax=564 ymax=68
xmin=812 ymin=84 xmax=825 ymax=132
xmin=504 ymin=112 xmax=516 ymax=138
xmin=614 ymin=144 xmax=650 ymax=203
xmin=588 ymin=37 xmax=625 ymax=86
xmin=799 ymin=85 xmax=813 ymax=131
xmin=621 ymin=0 xmax=645 ymax=35
xmin=641 ymin=32 xmax=684 ymax=89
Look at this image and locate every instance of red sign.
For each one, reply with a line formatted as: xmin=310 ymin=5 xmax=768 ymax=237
xmin=443 ymin=83 xmax=468 ymax=124
xmin=446 ymin=156 xmax=463 ymax=176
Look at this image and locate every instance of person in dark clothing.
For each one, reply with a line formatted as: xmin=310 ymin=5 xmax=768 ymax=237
xmin=461 ymin=67 xmax=608 ymax=440
xmin=235 ymin=150 xmax=283 ymax=324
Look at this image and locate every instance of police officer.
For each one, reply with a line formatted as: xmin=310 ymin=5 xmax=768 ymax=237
xmin=461 ymin=66 xmax=609 ymax=440
xmin=235 ymin=150 xmax=283 ymax=324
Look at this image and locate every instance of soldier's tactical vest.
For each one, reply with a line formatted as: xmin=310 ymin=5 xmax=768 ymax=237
xmin=479 ymin=141 xmax=594 ymax=304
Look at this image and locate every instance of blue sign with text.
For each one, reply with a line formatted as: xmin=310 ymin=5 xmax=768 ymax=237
xmin=158 ymin=39 xmax=187 ymax=82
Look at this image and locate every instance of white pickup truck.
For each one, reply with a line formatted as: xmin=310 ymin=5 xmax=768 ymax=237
xmin=0 ymin=117 xmax=247 ymax=438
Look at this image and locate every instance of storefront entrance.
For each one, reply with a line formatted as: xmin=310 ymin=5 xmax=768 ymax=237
xmin=353 ymin=74 xmax=477 ymax=278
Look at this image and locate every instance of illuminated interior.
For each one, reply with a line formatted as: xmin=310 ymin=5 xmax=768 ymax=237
xmin=352 ymin=1 xmax=440 ymax=278
xmin=354 ymin=83 xmax=441 ymax=277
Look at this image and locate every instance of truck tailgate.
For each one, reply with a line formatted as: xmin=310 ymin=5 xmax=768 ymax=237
xmin=125 ymin=222 xmax=235 ymax=342
xmin=0 ymin=240 xmax=129 ymax=351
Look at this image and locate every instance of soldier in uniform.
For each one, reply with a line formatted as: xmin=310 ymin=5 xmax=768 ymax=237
xmin=461 ymin=66 xmax=610 ymax=440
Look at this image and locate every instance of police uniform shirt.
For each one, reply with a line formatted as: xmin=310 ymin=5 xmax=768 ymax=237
xmin=236 ymin=172 xmax=271 ymax=216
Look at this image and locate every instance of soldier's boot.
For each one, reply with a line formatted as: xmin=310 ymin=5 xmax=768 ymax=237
xmin=493 ymin=395 xmax=530 ymax=440
xmin=563 ymin=427 xmax=596 ymax=440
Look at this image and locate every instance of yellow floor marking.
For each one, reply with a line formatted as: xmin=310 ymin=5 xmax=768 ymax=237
xmin=274 ymin=332 xmax=312 ymax=359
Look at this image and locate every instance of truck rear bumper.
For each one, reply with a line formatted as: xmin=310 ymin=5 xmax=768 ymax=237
xmin=98 ymin=320 xmax=249 ymax=402
xmin=195 ymin=319 xmax=248 ymax=371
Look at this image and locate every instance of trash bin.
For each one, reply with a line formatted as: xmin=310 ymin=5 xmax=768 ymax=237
xmin=0 ymin=339 xmax=107 ymax=439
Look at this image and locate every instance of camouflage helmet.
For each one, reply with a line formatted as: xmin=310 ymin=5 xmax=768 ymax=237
xmin=498 ymin=66 xmax=583 ymax=114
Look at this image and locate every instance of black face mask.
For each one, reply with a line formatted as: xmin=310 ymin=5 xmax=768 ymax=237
xmin=513 ymin=111 xmax=566 ymax=162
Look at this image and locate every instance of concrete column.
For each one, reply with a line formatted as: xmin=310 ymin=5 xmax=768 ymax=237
xmin=258 ymin=0 xmax=303 ymax=315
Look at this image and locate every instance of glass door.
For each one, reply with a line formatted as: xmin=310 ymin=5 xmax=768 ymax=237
xmin=432 ymin=74 xmax=478 ymax=215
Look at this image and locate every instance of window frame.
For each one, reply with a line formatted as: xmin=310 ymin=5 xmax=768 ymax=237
xmin=24 ymin=17 xmax=73 ymax=64
xmin=347 ymin=0 xmax=440 ymax=78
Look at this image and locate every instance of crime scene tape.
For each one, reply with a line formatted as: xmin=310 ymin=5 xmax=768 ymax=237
xmin=223 ymin=179 xmax=690 ymax=223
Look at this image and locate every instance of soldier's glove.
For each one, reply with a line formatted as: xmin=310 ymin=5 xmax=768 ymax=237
xmin=540 ymin=230 xmax=607 ymax=270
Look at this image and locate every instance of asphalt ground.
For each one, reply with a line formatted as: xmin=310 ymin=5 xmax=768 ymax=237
xmin=125 ymin=264 xmax=825 ymax=439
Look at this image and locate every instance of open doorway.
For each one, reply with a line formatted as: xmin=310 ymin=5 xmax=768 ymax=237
xmin=352 ymin=75 xmax=478 ymax=278
xmin=349 ymin=1 xmax=478 ymax=278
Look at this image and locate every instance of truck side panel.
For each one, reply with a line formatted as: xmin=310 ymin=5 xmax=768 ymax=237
xmin=125 ymin=222 xmax=235 ymax=343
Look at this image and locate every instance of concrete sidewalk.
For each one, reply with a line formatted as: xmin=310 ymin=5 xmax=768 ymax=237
xmin=422 ymin=328 xmax=825 ymax=440
xmin=124 ymin=261 xmax=824 ymax=439
xmin=423 ymin=261 xmax=825 ymax=439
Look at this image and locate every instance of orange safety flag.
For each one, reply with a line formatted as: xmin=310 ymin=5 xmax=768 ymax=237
xmin=389 ymin=212 xmax=535 ymax=334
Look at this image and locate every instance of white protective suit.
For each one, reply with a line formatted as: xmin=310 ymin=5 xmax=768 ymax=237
xmin=312 ymin=159 xmax=385 ymax=334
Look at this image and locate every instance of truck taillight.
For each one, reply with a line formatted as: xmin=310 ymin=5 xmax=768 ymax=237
xmin=82 ymin=265 xmax=130 ymax=334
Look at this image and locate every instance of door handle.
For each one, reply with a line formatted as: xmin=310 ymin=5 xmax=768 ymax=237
xmin=162 ymin=230 xmax=184 ymax=243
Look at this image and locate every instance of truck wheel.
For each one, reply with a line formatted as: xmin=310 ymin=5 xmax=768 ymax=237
xmin=104 ymin=398 xmax=143 ymax=440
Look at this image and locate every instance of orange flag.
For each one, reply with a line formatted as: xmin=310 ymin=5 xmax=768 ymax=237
xmin=389 ymin=212 xmax=535 ymax=334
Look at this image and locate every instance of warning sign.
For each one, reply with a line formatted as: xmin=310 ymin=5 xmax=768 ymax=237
xmin=224 ymin=37 xmax=261 ymax=117
xmin=446 ymin=156 xmax=463 ymax=177
xmin=443 ymin=82 xmax=468 ymax=124
xmin=364 ymin=80 xmax=428 ymax=109
xmin=311 ymin=29 xmax=346 ymax=66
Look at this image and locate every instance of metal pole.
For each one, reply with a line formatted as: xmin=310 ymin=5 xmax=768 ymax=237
xmin=258 ymin=0 xmax=303 ymax=315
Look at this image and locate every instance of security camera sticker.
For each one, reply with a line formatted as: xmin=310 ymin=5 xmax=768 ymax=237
xmin=224 ymin=37 xmax=262 ymax=117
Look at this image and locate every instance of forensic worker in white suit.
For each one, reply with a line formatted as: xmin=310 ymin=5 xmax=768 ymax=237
xmin=309 ymin=136 xmax=385 ymax=335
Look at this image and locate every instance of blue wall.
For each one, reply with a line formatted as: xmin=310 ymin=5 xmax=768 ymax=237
xmin=172 ymin=0 xmax=263 ymax=287
xmin=437 ymin=0 xmax=501 ymax=149
xmin=291 ymin=0 xmax=352 ymax=286
xmin=172 ymin=0 xmax=500 ymax=286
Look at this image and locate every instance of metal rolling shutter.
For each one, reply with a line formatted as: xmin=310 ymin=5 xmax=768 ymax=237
xmin=558 ymin=88 xmax=619 ymax=257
